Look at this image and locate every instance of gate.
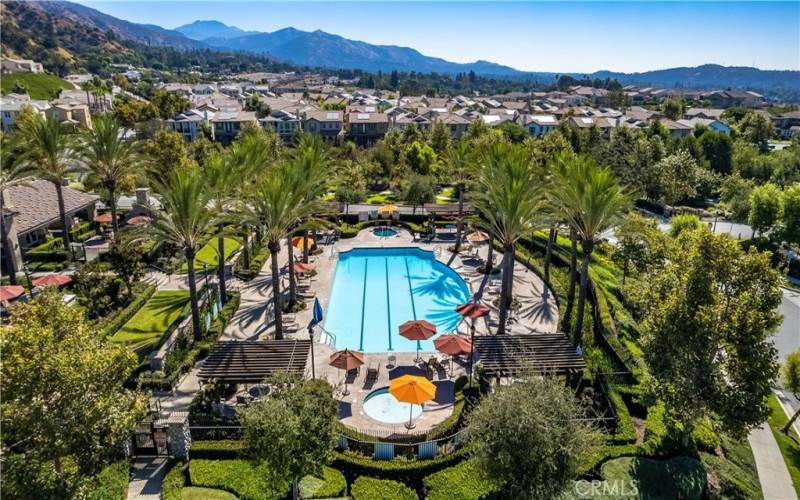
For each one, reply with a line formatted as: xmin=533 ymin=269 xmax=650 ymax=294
xmin=132 ymin=421 xmax=169 ymax=456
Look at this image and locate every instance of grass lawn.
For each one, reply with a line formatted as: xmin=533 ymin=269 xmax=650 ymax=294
xmin=365 ymin=191 xmax=398 ymax=205
xmin=109 ymin=291 xmax=190 ymax=350
xmin=181 ymin=238 xmax=240 ymax=273
xmin=767 ymin=394 xmax=800 ymax=495
xmin=1 ymin=73 xmax=73 ymax=100
xmin=180 ymin=487 xmax=238 ymax=500
xmin=435 ymin=186 xmax=456 ymax=204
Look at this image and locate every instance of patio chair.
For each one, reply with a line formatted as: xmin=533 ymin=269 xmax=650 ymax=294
xmin=387 ymin=354 xmax=397 ymax=368
xmin=366 ymin=361 xmax=380 ymax=382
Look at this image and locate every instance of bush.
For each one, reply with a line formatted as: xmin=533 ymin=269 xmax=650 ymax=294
xmin=350 ymin=476 xmax=417 ymax=500
xmin=299 ymin=466 xmax=347 ymax=499
xmin=188 ymin=459 xmax=289 ymax=500
xmin=236 ymin=242 xmax=269 ymax=281
xmin=190 ymin=440 xmax=247 ymax=460
xmin=84 ymin=460 xmax=130 ymax=500
xmin=700 ymin=434 xmax=763 ymax=499
xmin=162 ymin=460 xmax=186 ymax=500
xmin=332 ymin=447 xmax=470 ymax=489
xmin=97 ymin=284 xmax=156 ymax=338
xmin=607 ymin=385 xmax=636 ymax=444
xmin=600 ymin=456 xmax=706 ymax=500
xmin=423 ymin=460 xmax=500 ymax=500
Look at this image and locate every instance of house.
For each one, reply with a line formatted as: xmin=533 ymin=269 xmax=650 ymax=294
xmin=391 ymin=112 xmax=431 ymax=132
xmin=773 ymin=111 xmax=800 ymax=139
xmin=677 ymin=118 xmax=731 ymax=135
xmin=45 ymin=102 xmax=93 ymax=129
xmin=166 ymin=109 xmax=212 ymax=142
xmin=1 ymin=179 xmax=98 ymax=274
xmin=703 ymin=90 xmax=766 ymax=108
xmin=211 ymin=111 xmax=257 ymax=145
xmin=567 ymin=116 xmax=616 ymax=138
xmin=303 ymin=110 xmax=343 ymax=141
xmin=1 ymin=57 xmax=44 ymax=74
xmin=347 ymin=112 xmax=389 ymax=145
xmin=260 ymin=110 xmax=302 ymax=141
xmin=660 ymin=119 xmax=693 ymax=138
xmin=429 ymin=112 xmax=471 ymax=138
xmin=684 ymin=108 xmax=725 ymax=120
xmin=519 ymin=114 xmax=558 ymax=137
xmin=0 ymin=94 xmax=50 ymax=131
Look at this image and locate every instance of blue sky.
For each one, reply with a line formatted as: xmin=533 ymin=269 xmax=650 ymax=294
xmin=80 ymin=1 xmax=800 ymax=73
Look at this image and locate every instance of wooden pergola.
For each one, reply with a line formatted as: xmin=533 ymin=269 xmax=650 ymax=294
xmin=423 ymin=203 xmax=473 ymax=218
xmin=198 ymin=340 xmax=311 ymax=384
xmin=474 ymin=334 xmax=585 ymax=377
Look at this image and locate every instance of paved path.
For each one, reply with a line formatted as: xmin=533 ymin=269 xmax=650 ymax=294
xmin=749 ymin=422 xmax=798 ymax=500
xmin=126 ymin=457 xmax=169 ymax=500
xmin=773 ymin=288 xmax=800 ymax=363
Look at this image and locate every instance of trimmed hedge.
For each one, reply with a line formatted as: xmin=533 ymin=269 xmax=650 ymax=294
xmin=333 ymin=447 xmax=471 ymax=489
xmin=84 ymin=460 xmax=129 ymax=500
xmin=423 ymin=459 xmax=500 ymax=500
xmin=235 ymin=241 xmax=269 ymax=281
xmin=190 ymin=440 xmax=246 ymax=460
xmin=350 ymin=476 xmax=417 ymax=500
xmin=606 ymin=385 xmax=637 ymax=445
xmin=97 ymin=284 xmax=157 ymax=338
xmin=600 ymin=456 xmax=706 ymax=500
xmin=162 ymin=460 xmax=186 ymax=500
xmin=299 ymin=466 xmax=347 ymax=499
xmin=188 ymin=459 xmax=289 ymax=500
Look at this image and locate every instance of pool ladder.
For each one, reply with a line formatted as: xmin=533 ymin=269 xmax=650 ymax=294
xmin=318 ymin=326 xmax=337 ymax=347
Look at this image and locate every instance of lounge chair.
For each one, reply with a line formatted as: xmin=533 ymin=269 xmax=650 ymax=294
xmin=366 ymin=361 xmax=380 ymax=382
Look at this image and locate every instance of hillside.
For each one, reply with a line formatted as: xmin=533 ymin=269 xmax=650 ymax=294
xmin=175 ymin=20 xmax=255 ymax=40
xmin=0 ymin=73 xmax=73 ymax=100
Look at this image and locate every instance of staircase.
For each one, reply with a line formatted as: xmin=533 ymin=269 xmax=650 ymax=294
xmin=143 ymin=268 xmax=169 ymax=289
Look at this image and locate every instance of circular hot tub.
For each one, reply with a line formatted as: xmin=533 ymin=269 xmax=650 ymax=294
xmin=362 ymin=387 xmax=422 ymax=424
xmin=373 ymin=227 xmax=398 ymax=238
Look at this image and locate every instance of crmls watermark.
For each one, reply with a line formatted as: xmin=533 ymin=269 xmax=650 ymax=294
xmin=573 ymin=479 xmax=640 ymax=497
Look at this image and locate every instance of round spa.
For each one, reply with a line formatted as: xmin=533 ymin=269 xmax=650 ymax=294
xmin=373 ymin=227 xmax=398 ymax=238
xmin=362 ymin=387 xmax=423 ymax=425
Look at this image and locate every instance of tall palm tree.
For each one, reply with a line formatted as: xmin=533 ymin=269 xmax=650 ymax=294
xmin=447 ymin=140 xmax=474 ymax=253
xmin=16 ymin=114 xmax=82 ymax=256
xmin=472 ymin=143 xmax=547 ymax=334
xmin=145 ymin=168 xmax=214 ymax=340
xmin=550 ymin=155 xmax=632 ymax=346
xmin=0 ymin=133 xmax=34 ymax=284
xmin=80 ymin=116 xmax=144 ymax=235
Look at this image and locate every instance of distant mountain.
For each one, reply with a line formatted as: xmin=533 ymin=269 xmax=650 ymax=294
xmin=175 ymin=20 xmax=255 ymax=40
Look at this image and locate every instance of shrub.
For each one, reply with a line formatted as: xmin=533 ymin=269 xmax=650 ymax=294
xmin=423 ymin=459 xmax=500 ymax=500
xmin=350 ymin=476 xmax=417 ymax=500
xmin=299 ymin=466 xmax=347 ymax=499
xmin=84 ymin=460 xmax=130 ymax=500
xmin=162 ymin=460 xmax=186 ymax=500
xmin=96 ymin=284 xmax=156 ymax=338
xmin=190 ymin=440 xmax=246 ymax=460
xmin=332 ymin=447 xmax=470 ymax=489
xmin=599 ymin=456 xmax=706 ymax=500
xmin=700 ymin=434 xmax=762 ymax=499
xmin=607 ymin=386 xmax=636 ymax=444
xmin=188 ymin=459 xmax=289 ymax=500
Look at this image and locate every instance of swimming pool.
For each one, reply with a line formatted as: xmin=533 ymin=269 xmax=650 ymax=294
xmin=373 ymin=227 xmax=398 ymax=237
xmin=362 ymin=387 xmax=423 ymax=424
xmin=324 ymin=247 xmax=470 ymax=352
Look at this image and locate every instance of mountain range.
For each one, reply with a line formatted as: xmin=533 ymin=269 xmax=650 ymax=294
xmin=13 ymin=1 xmax=800 ymax=94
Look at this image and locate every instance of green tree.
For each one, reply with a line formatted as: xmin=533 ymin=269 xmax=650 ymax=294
xmin=143 ymin=130 xmax=191 ymax=179
xmin=748 ymin=183 xmax=782 ymax=238
xmin=781 ymin=351 xmax=800 ymax=434
xmin=429 ymin=120 xmax=452 ymax=156
xmin=698 ymin=131 xmax=733 ymax=175
xmin=720 ymin=174 xmax=754 ymax=222
xmin=782 ymin=183 xmax=800 ymax=244
xmin=613 ymin=212 xmax=665 ymax=284
xmin=335 ymin=161 xmax=366 ymax=215
xmin=447 ymin=140 xmax=475 ymax=253
xmin=1 ymin=291 xmax=147 ymax=494
xmin=240 ymin=372 xmax=338 ymax=500
xmin=465 ymin=376 xmax=601 ymax=499
xmin=402 ymin=174 xmax=435 ymax=214
xmin=107 ymin=234 xmax=146 ymax=298
xmin=150 ymin=90 xmax=191 ymax=119
xmin=739 ymin=111 xmax=773 ymax=153
xmin=641 ymin=228 xmax=782 ymax=444
xmin=0 ymin=131 xmax=34 ymax=284
xmin=662 ymin=98 xmax=684 ymax=120
xmin=72 ymin=260 xmax=122 ymax=318
xmin=112 ymin=97 xmax=159 ymax=128
xmin=655 ymin=150 xmax=699 ymax=205
xmin=80 ymin=116 xmax=144 ymax=235
xmin=668 ymin=213 xmax=703 ymax=238
xmin=496 ymin=121 xmax=529 ymax=144
xmin=405 ymin=140 xmax=437 ymax=175
xmin=16 ymin=114 xmax=82 ymax=255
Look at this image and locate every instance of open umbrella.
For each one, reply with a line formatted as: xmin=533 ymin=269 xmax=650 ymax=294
xmin=292 ymin=236 xmax=314 ymax=250
xmin=127 ymin=215 xmax=151 ymax=226
xmin=456 ymin=302 xmax=490 ymax=381
xmin=32 ymin=274 xmax=73 ymax=288
xmin=434 ymin=334 xmax=473 ymax=376
xmin=379 ymin=204 xmax=399 ymax=214
xmin=0 ymin=285 xmax=24 ymax=302
xmin=466 ymin=231 xmax=489 ymax=243
xmin=330 ymin=349 xmax=365 ymax=396
xmin=293 ymin=262 xmax=315 ymax=274
xmin=389 ymin=374 xmax=437 ymax=429
xmin=399 ymin=319 xmax=437 ymax=362
xmin=94 ymin=213 xmax=114 ymax=223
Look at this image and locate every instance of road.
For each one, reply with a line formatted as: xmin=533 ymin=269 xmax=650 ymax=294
xmin=773 ymin=288 xmax=800 ymax=364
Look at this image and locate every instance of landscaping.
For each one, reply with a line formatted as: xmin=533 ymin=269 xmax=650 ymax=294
xmin=298 ymin=466 xmax=347 ymax=499
xmin=109 ymin=290 xmax=190 ymax=351
xmin=181 ymin=237 xmax=241 ymax=273
xmin=766 ymin=394 xmax=800 ymax=495
xmin=188 ymin=459 xmax=289 ymax=500
xmin=350 ymin=476 xmax=418 ymax=500
xmin=0 ymin=72 xmax=72 ymax=99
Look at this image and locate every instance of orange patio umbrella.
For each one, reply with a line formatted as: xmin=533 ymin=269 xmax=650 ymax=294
xmin=389 ymin=374 xmax=437 ymax=429
xmin=466 ymin=231 xmax=489 ymax=243
xmin=329 ymin=349 xmax=365 ymax=396
xmin=94 ymin=213 xmax=114 ymax=223
xmin=127 ymin=215 xmax=151 ymax=226
xmin=293 ymin=262 xmax=315 ymax=274
xmin=399 ymin=319 xmax=437 ymax=362
xmin=434 ymin=334 xmax=473 ymax=376
xmin=32 ymin=274 xmax=72 ymax=288
xmin=0 ymin=285 xmax=25 ymax=302
xmin=455 ymin=302 xmax=490 ymax=381
xmin=292 ymin=236 xmax=314 ymax=250
xmin=378 ymin=204 xmax=398 ymax=214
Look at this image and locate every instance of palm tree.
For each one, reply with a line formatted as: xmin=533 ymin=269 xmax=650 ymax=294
xmin=472 ymin=143 xmax=547 ymax=334
xmin=80 ymin=116 xmax=144 ymax=235
xmin=0 ymin=133 xmax=34 ymax=284
xmin=16 ymin=114 xmax=82 ymax=256
xmin=145 ymin=168 xmax=214 ymax=340
xmin=447 ymin=140 xmax=474 ymax=253
xmin=550 ymin=155 xmax=632 ymax=346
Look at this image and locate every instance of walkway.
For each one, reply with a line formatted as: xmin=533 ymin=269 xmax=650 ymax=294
xmin=126 ymin=457 xmax=169 ymax=500
xmin=748 ymin=421 xmax=798 ymax=500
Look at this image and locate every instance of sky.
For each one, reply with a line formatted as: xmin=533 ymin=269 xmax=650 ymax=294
xmin=80 ymin=1 xmax=800 ymax=73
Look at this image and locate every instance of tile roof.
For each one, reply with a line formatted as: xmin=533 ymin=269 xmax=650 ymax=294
xmin=5 ymin=179 xmax=99 ymax=235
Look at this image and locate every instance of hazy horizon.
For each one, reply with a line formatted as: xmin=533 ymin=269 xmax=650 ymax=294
xmin=80 ymin=1 xmax=800 ymax=73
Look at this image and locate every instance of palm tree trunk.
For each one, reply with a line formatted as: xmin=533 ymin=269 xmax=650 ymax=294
xmin=497 ymin=242 xmax=514 ymax=334
xmin=505 ymin=242 xmax=515 ymax=310
xmin=544 ymin=226 xmax=556 ymax=284
xmin=1 ymin=192 xmax=18 ymax=285
xmin=109 ymin=185 xmax=120 ymax=235
xmin=268 ymin=240 xmax=283 ymax=339
xmin=454 ymin=184 xmax=464 ymax=252
xmin=186 ymin=248 xmax=202 ymax=341
xmin=287 ymin=236 xmax=296 ymax=308
xmin=563 ymin=227 xmax=577 ymax=332
xmin=485 ymin=240 xmax=494 ymax=273
xmin=573 ymin=240 xmax=593 ymax=347
xmin=783 ymin=407 xmax=800 ymax=434
xmin=217 ymin=225 xmax=227 ymax=304
xmin=242 ymin=229 xmax=251 ymax=270
xmin=303 ymin=232 xmax=309 ymax=263
xmin=54 ymin=182 xmax=72 ymax=259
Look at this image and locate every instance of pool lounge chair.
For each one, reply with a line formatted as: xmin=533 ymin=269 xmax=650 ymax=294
xmin=366 ymin=361 xmax=380 ymax=382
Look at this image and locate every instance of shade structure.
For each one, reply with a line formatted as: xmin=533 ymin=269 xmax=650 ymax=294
xmin=32 ymin=274 xmax=72 ymax=287
xmin=389 ymin=374 xmax=437 ymax=429
xmin=292 ymin=236 xmax=314 ymax=250
xmin=466 ymin=231 xmax=489 ymax=243
xmin=379 ymin=204 xmax=399 ymax=214
xmin=127 ymin=215 xmax=151 ymax=226
xmin=330 ymin=349 xmax=365 ymax=396
xmin=455 ymin=302 xmax=490 ymax=319
xmin=94 ymin=213 xmax=114 ymax=223
xmin=434 ymin=334 xmax=472 ymax=356
xmin=293 ymin=262 xmax=315 ymax=273
xmin=399 ymin=319 xmax=437 ymax=362
xmin=0 ymin=285 xmax=25 ymax=302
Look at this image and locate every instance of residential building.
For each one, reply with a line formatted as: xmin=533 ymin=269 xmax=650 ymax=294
xmin=773 ymin=111 xmax=800 ymax=139
xmin=567 ymin=116 xmax=616 ymax=138
xmin=1 ymin=57 xmax=44 ymax=74
xmin=303 ymin=110 xmax=343 ymax=141
xmin=0 ymin=94 xmax=50 ymax=131
xmin=519 ymin=114 xmax=558 ymax=137
xmin=660 ymin=119 xmax=693 ymax=138
xmin=677 ymin=118 xmax=731 ymax=135
xmin=347 ymin=112 xmax=389 ymax=145
xmin=260 ymin=109 xmax=302 ymax=141
xmin=166 ymin=109 xmax=212 ymax=142
xmin=391 ymin=112 xmax=431 ymax=132
xmin=211 ymin=111 xmax=257 ymax=145
xmin=45 ymin=102 xmax=93 ymax=129
xmin=428 ymin=112 xmax=471 ymax=138
xmin=684 ymin=108 xmax=725 ymax=120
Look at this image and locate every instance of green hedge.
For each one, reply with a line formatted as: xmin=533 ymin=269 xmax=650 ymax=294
xmin=97 ymin=284 xmax=157 ymax=338
xmin=350 ymin=476 xmax=417 ymax=500
xmin=162 ymin=460 xmax=186 ymax=500
xmin=190 ymin=440 xmax=246 ymax=460
xmin=235 ymin=241 xmax=269 ymax=281
xmin=188 ymin=459 xmax=289 ymax=500
xmin=606 ymin=385 xmax=637 ymax=445
xmin=332 ymin=447 xmax=470 ymax=489
xmin=699 ymin=433 xmax=763 ymax=499
xmin=423 ymin=459 xmax=500 ymax=500
xmin=84 ymin=460 xmax=129 ymax=500
xmin=600 ymin=456 xmax=705 ymax=500
xmin=299 ymin=466 xmax=347 ymax=499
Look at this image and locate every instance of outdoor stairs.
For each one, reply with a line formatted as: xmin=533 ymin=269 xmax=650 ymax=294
xmin=143 ymin=270 xmax=169 ymax=289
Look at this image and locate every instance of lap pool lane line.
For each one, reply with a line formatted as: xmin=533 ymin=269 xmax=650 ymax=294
xmin=403 ymin=256 xmax=420 ymax=352
xmin=385 ymin=257 xmax=392 ymax=351
xmin=359 ymin=259 xmax=369 ymax=351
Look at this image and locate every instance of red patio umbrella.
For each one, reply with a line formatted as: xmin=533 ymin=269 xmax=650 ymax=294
xmin=127 ymin=215 xmax=151 ymax=226
xmin=456 ymin=302 xmax=490 ymax=381
xmin=434 ymin=334 xmax=473 ymax=376
xmin=32 ymin=274 xmax=73 ymax=288
xmin=330 ymin=349 xmax=365 ymax=396
xmin=399 ymin=319 xmax=437 ymax=362
xmin=94 ymin=213 xmax=114 ymax=223
xmin=293 ymin=262 xmax=315 ymax=274
xmin=0 ymin=285 xmax=24 ymax=302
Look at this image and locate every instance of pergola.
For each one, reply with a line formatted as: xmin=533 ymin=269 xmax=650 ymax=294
xmin=423 ymin=203 xmax=472 ymax=218
xmin=198 ymin=340 xmax=311 ymax=384
xmin=474 ymin=334 xmax=586 ymax=377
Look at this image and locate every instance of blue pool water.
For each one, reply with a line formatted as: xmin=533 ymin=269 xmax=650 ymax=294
xmin=373 ymin=227 xmax=398 ymax=237
xmin=362 ymin=387 xmax=423 ymax=424
xmin=324 ymin=247 xmax=470 ymax=352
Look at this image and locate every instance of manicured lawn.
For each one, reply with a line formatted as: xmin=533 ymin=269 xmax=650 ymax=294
xmin=1 ymin=73 xmax=72 ymax=100
xmin=181 ymin=487 xmax=238 ymax=500
xmin=181 ymin=238 xmax=240 ymax=273
xmin=365 ymin=191 xmax=398 ymax=205
xmin=767 ymin=394 xmax=800 ymax=495
xmin=109 ymin=291 xmax=190 ymax=350
xmin=435 ymin=186 xmax=456 ymax=204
